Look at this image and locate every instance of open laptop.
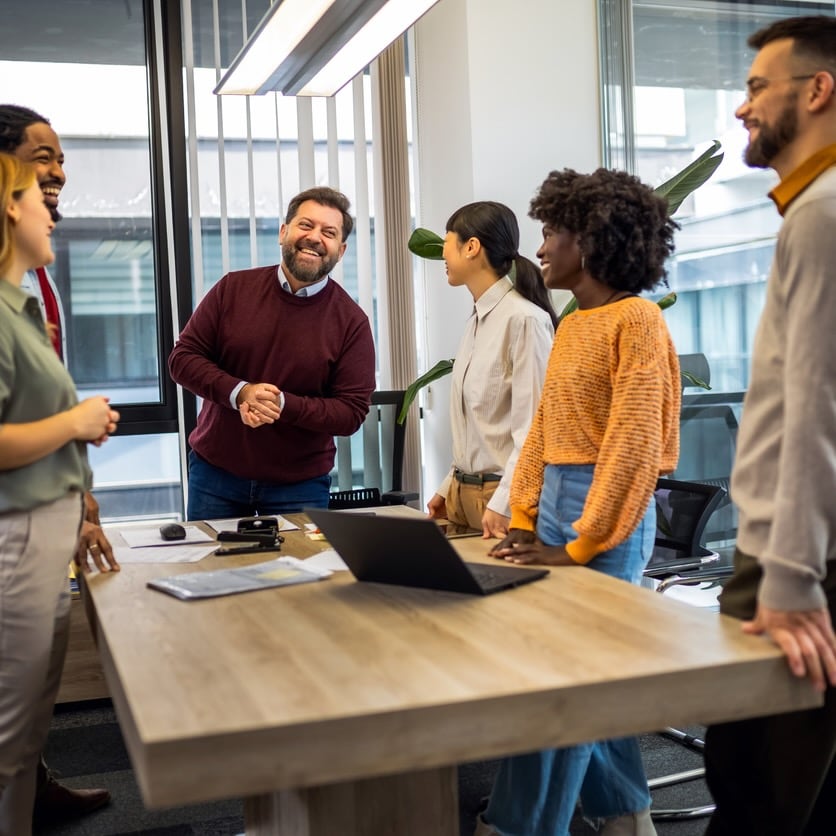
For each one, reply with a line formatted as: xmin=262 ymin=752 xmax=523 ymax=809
xmin=305 ymin=509 xmax=549 ymax=596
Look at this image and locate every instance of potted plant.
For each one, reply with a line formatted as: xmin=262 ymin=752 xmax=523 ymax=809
xmin=398 ymin=141 xmax=723 ymax=423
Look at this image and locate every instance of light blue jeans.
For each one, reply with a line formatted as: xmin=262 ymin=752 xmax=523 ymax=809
xmin=484 ymin=464 xmax=655 ymax=836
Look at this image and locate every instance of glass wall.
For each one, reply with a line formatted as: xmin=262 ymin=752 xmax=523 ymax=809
xmin=0 ymin=0 xmax=183 ymax=519
xmin=599 ymin=0 xmax=835 ymax=542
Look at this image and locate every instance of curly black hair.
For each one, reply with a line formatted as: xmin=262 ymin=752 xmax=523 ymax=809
xmin=528 ymin=168 xmax=678 ymax=293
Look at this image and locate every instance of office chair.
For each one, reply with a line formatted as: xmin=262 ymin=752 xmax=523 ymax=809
xmin=329 ymin=390 xmax=419 ymax=510
xmin=644 ymin=478 xmax=725 ymax=579
xmin=643 ymin=478 xmax=732 ymax=821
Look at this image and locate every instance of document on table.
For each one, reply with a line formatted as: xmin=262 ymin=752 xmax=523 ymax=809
xmin=104 ymin=524 xmax=219 ymax=564
xmin=147 ymin=556 xmax=332 ymax=600
xmin=302 ymin=549 xmax=349 ymax=572
xmin=205 ymin=515 xmax=300 ymax=533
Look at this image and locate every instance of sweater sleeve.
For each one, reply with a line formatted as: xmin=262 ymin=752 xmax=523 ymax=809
xmin=758 ymin=200 xmax=836 ymax=611
xmin=567 ymin=310 xmax=678 ymax=562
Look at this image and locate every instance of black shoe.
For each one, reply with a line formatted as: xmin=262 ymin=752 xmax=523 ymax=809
xmin=33 ymin=760 xmax=111 ymax=823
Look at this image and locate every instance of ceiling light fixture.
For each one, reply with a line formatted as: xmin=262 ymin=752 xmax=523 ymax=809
xmin=214 ymin=0 xmax=443 ymax=98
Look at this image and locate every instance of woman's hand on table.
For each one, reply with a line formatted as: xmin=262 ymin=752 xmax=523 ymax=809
xmin=489 ymin=529 xmax=576 ymax=566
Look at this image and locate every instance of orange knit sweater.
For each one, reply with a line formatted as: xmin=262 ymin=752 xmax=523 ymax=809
xmin=509 ymin=297 xmax=680 ymax=563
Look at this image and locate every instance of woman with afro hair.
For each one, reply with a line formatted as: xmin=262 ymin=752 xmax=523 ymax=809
xmin=477 ymin=168 xmax=682 ymax=836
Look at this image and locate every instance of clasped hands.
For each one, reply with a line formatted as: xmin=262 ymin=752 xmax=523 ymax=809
xmin=237 ymin=382 xmax=282 ymax=428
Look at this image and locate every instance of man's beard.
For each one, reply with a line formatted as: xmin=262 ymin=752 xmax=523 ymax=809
xmin=744 ymin=97 xmax=798 ymax=169
xmin=281 ymin=240 xmax=338 ymax=284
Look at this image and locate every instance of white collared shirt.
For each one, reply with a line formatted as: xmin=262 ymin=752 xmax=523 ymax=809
xmin=21 ymin=268 xmax=68 ymax=361
xmin=439 ymin=277 xmax=554 ymax=517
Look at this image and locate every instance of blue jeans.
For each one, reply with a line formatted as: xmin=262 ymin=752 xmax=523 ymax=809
xmin=186 ymin=451 xmax=331 ymax=521
xmin=484 ymin=464 xmax=655 ymax=836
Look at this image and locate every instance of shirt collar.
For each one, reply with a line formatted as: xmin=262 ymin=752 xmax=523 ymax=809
xmin=0 ymin=277 xmax=29 ymax=313
xmin=473 ymin=276 xmax=513 ymax=319
xmin=769 ymin=143 xmax=836 ymax=216
xmin=278 ymin=264 xmax=329 ymax=297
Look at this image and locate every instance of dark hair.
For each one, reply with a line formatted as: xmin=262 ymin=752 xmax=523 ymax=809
xmin=285 ymin=187 xmax=354 ymax=241
xmin=0 ymin=104 xmax=51 ymax=153
xmin=748 ymin=16 xmax=836 ymax=77
xmin=446 ymin=201 xmax=557 ymax=327
xmin=528 ymin=168 xmax=678 ymax=293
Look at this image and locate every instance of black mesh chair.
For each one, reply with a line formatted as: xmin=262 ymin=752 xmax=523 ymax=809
xmin=644 ymin=478 xmax=726 ymax=578
xmin=328 ymin=390 xmax=419 ymax=510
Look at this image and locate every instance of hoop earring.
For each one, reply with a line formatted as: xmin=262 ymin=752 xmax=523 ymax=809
xmin=581 ymin=255 xmax=586 ymax=272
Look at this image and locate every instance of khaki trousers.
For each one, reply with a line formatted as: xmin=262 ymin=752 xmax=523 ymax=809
xmin=445 ymin=479 xmax=499 ymax=534
xmin=0 ymin=492 xmax=83 ymax=836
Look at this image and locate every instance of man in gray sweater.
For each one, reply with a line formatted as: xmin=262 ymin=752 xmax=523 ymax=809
xmin=704 ymin=16 xmax=836 ymax=836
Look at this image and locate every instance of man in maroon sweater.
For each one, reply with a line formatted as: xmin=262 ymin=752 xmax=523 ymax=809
xmin=169 ymin=187 xmax=376 ymax=520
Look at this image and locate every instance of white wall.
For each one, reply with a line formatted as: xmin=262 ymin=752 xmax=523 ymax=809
xmin=412 ymin=0 xmax=603 ymax=500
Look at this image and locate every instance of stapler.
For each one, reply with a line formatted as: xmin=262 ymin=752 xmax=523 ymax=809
xmin=215 ymin=517 xmax=284 ymax=555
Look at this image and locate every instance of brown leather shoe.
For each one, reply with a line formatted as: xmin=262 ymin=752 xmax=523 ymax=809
xmin=33 ymin=759 xmax=111 ymax=822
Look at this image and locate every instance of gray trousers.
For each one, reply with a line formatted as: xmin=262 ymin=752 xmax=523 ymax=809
xmin=0 ymin=492 xmax=83 ymax=836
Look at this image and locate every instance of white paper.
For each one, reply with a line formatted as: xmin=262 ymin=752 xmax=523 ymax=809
xmin=119 ymin=524 xmax=214 ymax=548
xmin=104 ymin=524 xmax=219 ymax=564
xmin=204 ymin=515 xmax=300 ymax=533
xmin=112 ymin=543 xmax=219 ymax=564
xmin=301 ymin=549 xmax=349 ymax=572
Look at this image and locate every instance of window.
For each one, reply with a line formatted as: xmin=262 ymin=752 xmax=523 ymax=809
xmin=0 ymin=0 xmax=185 ymax=519
xmin=598 ymin=0 xmax=836 ymax=542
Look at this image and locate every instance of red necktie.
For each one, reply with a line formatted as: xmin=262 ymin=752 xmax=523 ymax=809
xmin=35 ymin=267 xmax=63 ymax=360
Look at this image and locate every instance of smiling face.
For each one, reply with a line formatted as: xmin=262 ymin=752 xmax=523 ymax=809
xmin=279 ymin=199 xmax=346 ymax=289
xmin=14 ymin=122 xmax=66 ymax=223
xmin=8 ymin=180 xmax=56 ymax=275
xmin=536 ymin=224 xmax=583 ymax=291
xmin=442 ymin=230 xmax=470 ymax=287
xmin=735 ymin=39 xmax=807 ymax=170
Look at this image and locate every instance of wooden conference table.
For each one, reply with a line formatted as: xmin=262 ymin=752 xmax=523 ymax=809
xmin=84 ymin=508 xmax=820 ymax=835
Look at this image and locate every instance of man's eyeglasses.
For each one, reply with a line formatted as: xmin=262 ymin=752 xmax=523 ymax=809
xmin=745 ymin=74 xmax=815 ymax=102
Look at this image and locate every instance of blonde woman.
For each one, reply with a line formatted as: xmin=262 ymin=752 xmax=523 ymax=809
xmin=0 ymin=154 xmax=119 ymax=836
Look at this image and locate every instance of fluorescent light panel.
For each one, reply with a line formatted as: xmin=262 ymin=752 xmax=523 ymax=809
xmin=215 ymin=0 xmax=443 ymax=98
xmin=292 ymin=0 xmax=441 ymax=96
xmin=214 ymin=0 xmax=336 ymax=95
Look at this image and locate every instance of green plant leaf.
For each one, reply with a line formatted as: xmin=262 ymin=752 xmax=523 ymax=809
xmin=397 ymin=359 xmax=454 ymax=424
xmin=408 ymin=228 xmax=445 ymax=260
xmin=558 ymin=297 xmax=578 ymax=321
xmin=681 ymin=370 xmax=711 ymax=390
xmin=657 ymin=291 xmax=677 ymax=310
xmin=653 ymin=140 xmax=724 ymax=215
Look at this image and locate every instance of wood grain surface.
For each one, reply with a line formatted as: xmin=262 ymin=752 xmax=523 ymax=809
xmin=85 ymin=510 xmax=820 ymax=815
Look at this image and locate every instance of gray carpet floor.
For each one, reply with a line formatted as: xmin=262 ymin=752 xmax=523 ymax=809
xmin=35 ymin=700 xmax=712 ymax=835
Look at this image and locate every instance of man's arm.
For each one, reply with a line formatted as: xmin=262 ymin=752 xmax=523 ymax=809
xmin=75 ymin=492 xmax=118 ymax=574
xmin=168 ymin=280 xmax=244 ymax=408
xmin=752 ymin=200 xmax=836 ymax=688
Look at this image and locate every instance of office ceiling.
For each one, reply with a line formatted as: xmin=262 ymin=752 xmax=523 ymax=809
xmin=0 ymin=0 xmax=832 ymax=88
